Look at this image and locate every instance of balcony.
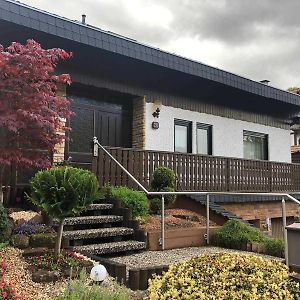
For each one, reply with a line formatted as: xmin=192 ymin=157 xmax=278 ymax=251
xmin=92 ymin=147 xmax=300 ymax=193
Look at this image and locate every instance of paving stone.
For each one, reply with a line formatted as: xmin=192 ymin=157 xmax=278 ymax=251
xmin=88 ymin=203 xmax=114 ymax=210
xmin=54 ymin=215 xmax=123 ymax=226
xmin=63 ymin=227 xmax=134 ymax=240
xmin=73 ymin=240 xmax=146 ymax=255
xmin=32 ymin=269 xmax=60 ymax=283
xmin=22 ymin=247 xmax=49 ymax=258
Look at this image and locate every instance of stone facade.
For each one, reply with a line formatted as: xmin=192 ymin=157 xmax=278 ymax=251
xmin=132 ymin=96 xmax=146 ymax=149
xmin=220 ymin=201 xmax=299 ymax=221
xmin=53 ymin=84 xmax=67 ymax=163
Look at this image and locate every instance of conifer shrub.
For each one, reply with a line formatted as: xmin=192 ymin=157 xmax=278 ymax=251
xmin=111 ymin=186 xmax=149 ymax=218
xmin=150 ymin=167 xmax=176 ymax=212
xmin=0 ymin=203 xmax=11 ymax=243
xmin=151 ymin=167 xmax=176 ymax=190
xmin=29 ymin=166 xmax=99 ymax=257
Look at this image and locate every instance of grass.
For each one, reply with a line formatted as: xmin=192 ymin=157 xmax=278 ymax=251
xmin=57 ymin=270 xmax=130 ymax=300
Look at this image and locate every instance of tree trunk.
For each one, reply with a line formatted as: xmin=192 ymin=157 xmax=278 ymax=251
xmin=0 ymin=188 xmax=3 ymax=204
xmin=54 ymin=218 xmax=65 ymax=259
xmin=0 ymin=166 xmax=5 ymax=204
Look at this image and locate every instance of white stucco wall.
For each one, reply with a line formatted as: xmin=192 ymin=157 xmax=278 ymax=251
xmin=145 ymin=103 xmax=291 ymax=163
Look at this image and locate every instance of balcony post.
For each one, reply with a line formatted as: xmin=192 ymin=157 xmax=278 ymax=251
xmin=161 ymin=195 xmax=165 ymax=251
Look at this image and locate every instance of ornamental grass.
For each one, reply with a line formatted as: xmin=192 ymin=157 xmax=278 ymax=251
xmin=148 ymin=253 xmax=300 ymax=300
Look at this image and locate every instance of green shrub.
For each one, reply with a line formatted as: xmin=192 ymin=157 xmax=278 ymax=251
xmin=212 ymin=219 xmax=285 ymax=257
xmin=29 ymin=167 xmax=99 ymax=219
xmin=57 ymin=270 xmax=130 ymax=300
xmin=161 ymin=186 xmax=176 ymax=207
xmin=149 ymin=197 xmax=162 ymax=214
xmin=212 ymin=219 xmax=265 ymax=248
xmin=29 ymin=166 xmax=99 ymax=257
xmin=264 ymin=238 xmax=284 ymax=257
xmin=148 ymin=253 xmax=300 ymax=299
xmin=151 ymin=167 xmax=176 ymax=209
xmin=29 ymin=233 xmax=56 ymax=248
xmin=111 ymin=186 xmax=149 ymax=218
xmin=149 ymin=188 xmax=176 ymax=214
xmin=0 ymin=203 xmax=11 ymax=243
xmin=11 ymin=234 xmax=29 ymax=249
xmin=151 ymin=167 xmax=176 ymax=190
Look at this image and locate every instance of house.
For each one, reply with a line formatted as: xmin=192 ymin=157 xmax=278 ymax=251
xmin=291 ymin=117 xmax=300 ymax=163
xmin=1 ymin=0 xmax=300 ymax=235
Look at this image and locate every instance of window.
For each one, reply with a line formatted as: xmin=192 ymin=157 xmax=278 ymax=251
xmin=243 ymin=130 xmax=268 ymax=160
xmin=197 ymin=123 xmax=212 ymax=155
xmin=174 ymin=119 xmax=192 ymax=153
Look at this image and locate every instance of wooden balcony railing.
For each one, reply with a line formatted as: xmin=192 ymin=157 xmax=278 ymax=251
xmin=91 ymin=146 xmax=300 ymax=192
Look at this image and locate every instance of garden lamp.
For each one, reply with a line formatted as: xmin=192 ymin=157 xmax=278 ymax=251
xmin=90 ymin=263 xmax=107 ymax=282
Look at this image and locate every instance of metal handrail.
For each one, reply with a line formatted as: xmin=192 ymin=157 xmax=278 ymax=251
xmin=93 ymin=137 xmax=300 ymax=264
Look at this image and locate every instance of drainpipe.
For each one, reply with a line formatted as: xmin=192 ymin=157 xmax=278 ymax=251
xmin=206 ymin=194 xmax=210 ymax=244
xmin=282 ymin=198 xmax=289 ymax=266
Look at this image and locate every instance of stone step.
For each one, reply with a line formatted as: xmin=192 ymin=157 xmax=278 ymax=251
xmin=73 ymin=240 xmax=146 ymax=255
xmin=63 ymin=227 xmax=134 ymax=240
xmin=87 ymin=203 xmax=114 ymax=211
xmin=54 ymin=215 xmax=123 ymax=226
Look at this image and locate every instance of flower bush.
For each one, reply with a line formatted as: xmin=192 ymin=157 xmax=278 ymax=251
xmin=0 ymin=281 xmax=19 ymax=300
xmin=27 ymin=250 xmax=83 ymax=272
xmin=148 ymin=253 xmax=300 ymax=300
xmin=0 ymin=261 xmax=7 ymax=277
xmin=13 ymin=221 xmax=53 ymax=236
xmin=0 ymin=260 xmax=19 ymax=300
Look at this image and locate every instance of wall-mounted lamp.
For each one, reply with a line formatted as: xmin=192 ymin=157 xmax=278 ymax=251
xmin=152 ymin=107 xmax=160 ymax=118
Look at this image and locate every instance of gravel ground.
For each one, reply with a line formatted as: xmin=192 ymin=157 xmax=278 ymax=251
xmin=0 ymin=247 xmax=68 ymax=300
xmin=111 ymin=246 xmax=282 ymax=269
xmin=9 ymin=210 xmax=41 ymax=223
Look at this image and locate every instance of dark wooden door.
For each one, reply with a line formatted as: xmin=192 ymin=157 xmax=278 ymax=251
xmin=66 ymin=95 xmax=132 ymax=169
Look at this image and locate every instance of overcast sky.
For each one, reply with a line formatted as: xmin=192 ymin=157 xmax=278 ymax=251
xmin=19 ymin=0 xmax=300 ymax=90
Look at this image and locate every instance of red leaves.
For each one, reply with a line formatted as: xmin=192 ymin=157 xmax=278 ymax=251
xmin=0 ymin=39 xmax=73 ymax=169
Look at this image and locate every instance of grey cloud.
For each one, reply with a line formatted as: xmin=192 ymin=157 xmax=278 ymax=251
xmin=19 ymin=0 xmax=300 ymax=89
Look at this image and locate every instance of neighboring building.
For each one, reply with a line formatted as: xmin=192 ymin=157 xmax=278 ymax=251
xmin=291 ymin=117 xmax=300 ymax=163
xmin=1 ymin=0 xmax=300 ymax=233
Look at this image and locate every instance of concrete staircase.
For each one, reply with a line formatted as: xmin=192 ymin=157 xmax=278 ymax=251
xmin=190 ymin=195 xmax=251 ymax=225
xmin=58 ymin=202 xmax=147 ymax=255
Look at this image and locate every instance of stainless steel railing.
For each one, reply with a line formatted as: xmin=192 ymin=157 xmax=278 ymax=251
xmin=93 ymin=137 xmax=300 ymax=265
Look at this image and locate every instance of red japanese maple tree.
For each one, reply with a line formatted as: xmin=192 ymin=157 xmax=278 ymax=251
xmin=0 ymin=39 xmax=72 ymax=203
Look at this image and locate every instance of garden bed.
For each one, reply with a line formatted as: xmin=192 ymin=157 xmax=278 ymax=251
xmin=0 ymin=246 xmax=149 ymax=299
xmin=147 ymin=226 xmax=220 ymax=250
xmin=140 ymin=208 xmax=216 ymax=231
xmin=0 ymin=246 xmax=68 ymax=300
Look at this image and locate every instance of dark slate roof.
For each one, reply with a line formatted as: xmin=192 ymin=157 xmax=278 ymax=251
xmin=190 ymin=193 xmax=300 ymax=204
xmin=1 ymin=0 xmax=300 ymax=106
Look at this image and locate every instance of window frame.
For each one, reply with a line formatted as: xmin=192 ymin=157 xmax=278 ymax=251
xmin=196 ymin=122 xmax=212 ymax=155
xmin=174 ymin=119 xmax=192 ymax=153
xmin=243 ymin=130 xmax=269 ymax=160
